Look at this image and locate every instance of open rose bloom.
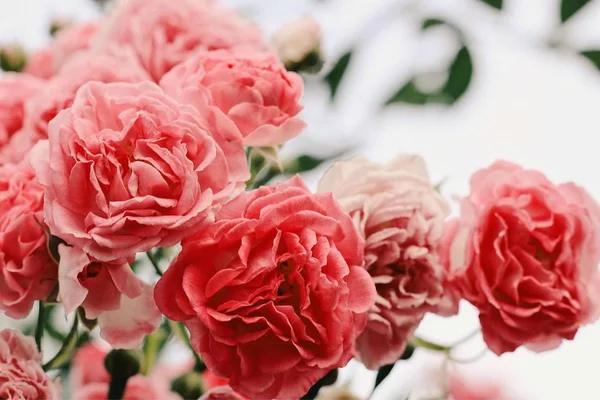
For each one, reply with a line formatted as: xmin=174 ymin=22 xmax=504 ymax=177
xmin=2 ymin=0 xmax=600 ymax=398
xmin=441 ymin=161 xmax=600 ymax=354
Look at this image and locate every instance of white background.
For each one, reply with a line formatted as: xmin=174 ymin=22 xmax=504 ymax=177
xmin=2 ymin=0 xmax=600 ymax=398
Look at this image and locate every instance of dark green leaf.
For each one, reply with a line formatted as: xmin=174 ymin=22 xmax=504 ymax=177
xmin=581 ymin=50 xmax=600 ymax=69
xmin=400 ymin=343 xmax=416 ymax=360
xmin=561 ymin=0 xmax=591 ymax=22
xmin=480 ymin=0 xmax=503 ymax=9
xmin=47 ymin=235 xmax=68 ymax=263
xmin=374 ymin=363 xmax=395 ymax=391
xmin=324 ymin=51 xmax=352 ymax=99
xmin=302 ymin=369 xmax=338 ymax=399
xmin=422 ymin=18 xmax=446 ymax=30
xmin=385 ymin=80 xmax=429 ymax=105
xmin=441 ymin=46 xmax=473 ymax=103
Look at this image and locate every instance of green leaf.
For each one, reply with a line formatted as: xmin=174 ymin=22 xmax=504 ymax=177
xmin=422 ymin=18 xmax=446 ymax=30
xmin=581 ymin=50 xmax=600 ymax=69
xmin=561 ymin=0 xmax=591 ymax=22
xmin=441 ymin=46 xmax=473 ymax=103
xmin=324 ymin=51 xmax=352 ymax=99
xmin=480 ymin=0 xmax=503 ymax=9
xmin=374 ymin=363 xmax=395 ymax=391
xmin=385 ymin=80 xmax=429 ymax=105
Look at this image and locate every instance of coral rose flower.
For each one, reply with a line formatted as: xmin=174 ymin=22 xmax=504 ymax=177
xmin=31 ymin=81 xmax=248 ymax=261
xmin=0 ymin=159 xmax=56 ymax=318
xmin=0 ymin=329 xmax=61 ymax=399
xmin=155 ymin=176 xmax=375 ymax=399
xmin=319 ymin=155 xmax=450 ymax=369
xmin=160 ymin=50 xmax=305 ymax=147
xmin=96 ymin=0 xmax=268 ymax=81
xmin=441 ymin=161 xmax=600 ymax=354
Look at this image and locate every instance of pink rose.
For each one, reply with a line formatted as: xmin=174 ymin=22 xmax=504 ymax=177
xmin=441 ymin=161 xmax=600 ymax=354
xmin=448 ymin=371 xmax=507 ymax=400
xmin=96 ymin=0 xmax=268 ymax=81
xmin=155 ymin=176 xmax=376 ymax=399
xmin=200 ymin=386 xmax=244 ymax=400
xmin=24 ymin=48 xmax=150 ymax=141
xmin=25 ymin=21 xmax=100 ymax=79
xmin=160 ymin=50 xmax=305 ymax=147
xmin=0 ymin=159 xmax=57 ymax=318
xmin=71 ymin=343 xmax=182 ymax=400
xmin=318 ymin=155 xmax=450 ymax=369
xmin=0 ymin=73 xmax=43 ymax=158
xmin=0 ymin=329 xmax=61 ymax=399
xmin=57 ymin=246 xmax=160 ymax=348
xmin=32 ymin=81 xmax=248 ymax=261
xmin=273 ymin=16 xmax=323 ymax=68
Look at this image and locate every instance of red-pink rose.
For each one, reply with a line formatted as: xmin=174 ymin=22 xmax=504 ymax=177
xmin=0 ymin=159 xmax=56 ymax=318
xmin=441 ymin=161 xmax=600 ymax=354
xmin=24 ymin=48 xmax=150 ymax=141
xmin=57 ymin=246 xmax=160 ymax=348
xmin=0 ymin=329 xmax=61 ymax=399
xmin=319 ymin=155 xmax=450 ymax=369
xmin=96 ymin=0 xmax=268 ymax=81
xmin=31 ymin=81 xmax=248 ymax=261
xmin=25 ymin=21 xmax=100 ymax=79
xmin=160 ymin=50 xmax=305 ymax=147
xmin=0 ymin=73 xmax=43 ymax=158
xmin=155 ymin=176 xmax=376 ymax=399
xmin=448 ymin=371 xmax=507 ymax=400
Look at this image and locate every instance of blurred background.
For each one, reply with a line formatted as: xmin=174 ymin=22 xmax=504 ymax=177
xmin=2 ymin=0 xmax=600 ymax=398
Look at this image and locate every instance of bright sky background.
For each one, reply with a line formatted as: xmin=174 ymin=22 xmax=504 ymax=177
xmin=2 ymin=0 xmax=600 ymax=398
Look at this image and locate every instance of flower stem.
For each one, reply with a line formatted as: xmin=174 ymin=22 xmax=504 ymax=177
xmin=35 ymin=301 xmax=45 ymax=351
xmin=42 ymin=313 xmax=79 ymax=371
xmin=449 ymin=328 xmax=481 ymax=348
xmin=410 ymin=336 xmax=452 ymax=353
xmin=146 ymin=251 xmax=162 ymax=276
xmin=169 ymin=320 xmax=205 ymax=371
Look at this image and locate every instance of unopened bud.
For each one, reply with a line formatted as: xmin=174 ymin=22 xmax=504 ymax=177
xmin=273 ymin=16 xmax=324 ymax=73
xmin=104 ymin=349 xmax=140 ymax=379
xmin=0 ymin=43 xmax=26 ymax=72
xmin=171 ymin=371 xmax=204 ymax=400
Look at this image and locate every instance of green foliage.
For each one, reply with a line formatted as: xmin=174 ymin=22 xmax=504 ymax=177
xmin=480 ymin=0 xmax=503 ymax=10
xmin=324 ymin=51 xmax=353 ymax=99
xmin=581 ymin=50 xmax=600 ymax=69
xmin=561 ymin=0 xmax=591 ymax=22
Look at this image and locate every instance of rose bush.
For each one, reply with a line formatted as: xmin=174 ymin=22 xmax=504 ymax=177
xmin=441 ymin=161 xmax=600 ymax=354
xmin=155 ymin=176 xmax=376 ymax=399
xmin=319 ymin=155 xmax=450 ymax=369
xmin=160 ymin=49 xmax=305 ymax=147
xmin=32 ymin=81 xmax=248 ymax=261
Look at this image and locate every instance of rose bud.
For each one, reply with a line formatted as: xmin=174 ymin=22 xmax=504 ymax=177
xmin=0 ymin=43 xmax=26 ymax=72
xmin=273 ymin=16 xmax=324 ymax=73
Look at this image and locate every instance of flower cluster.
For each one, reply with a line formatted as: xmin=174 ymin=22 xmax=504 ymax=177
xmin=1 ymin=0 xmax=599 ymax=399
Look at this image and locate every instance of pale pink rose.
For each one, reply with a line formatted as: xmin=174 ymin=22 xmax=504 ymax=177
xmin=95 ymin=0 xmax=268 ymax=81
xmin=70 ymin=343 xmax=110 ymax=390
xmin=0 ymin=329 xmax=61 ymax=400
xmin=319 ymin=155 xmax=450 ymax=370
xmin=160 ymin=50 xmax=305 ymax=147
xmin=0 ymin=159 xmax=57 ymax=318
xmin=199 ymin=386 xmax=244 ymax=400
xmin=56 ymin=245 xmax=159 ymax=348
xmin=25 ymin=21 xmax=100 ymax=79
xmin=71 ymin=343 xmax=182 ymax=400
xmin=441 ymin=161 xmax=600 ymax=354
xmin=0 ymin=73 xmax=43 ymax=156
xmin=31 ymin=80 xmax=248 ymax=261
xmin=24 ymin=47 xmax=150 ymax=141
xmin=273 ymin=16 xmax=323 ymax=67
xmin=448 ymin=371 xmax=507 ymax=400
